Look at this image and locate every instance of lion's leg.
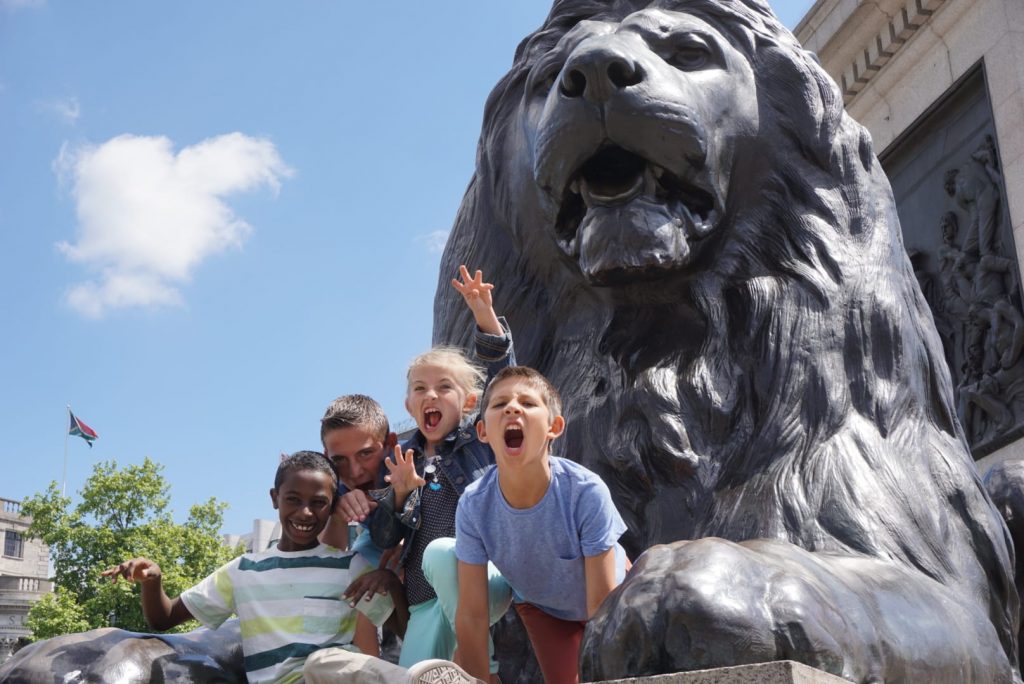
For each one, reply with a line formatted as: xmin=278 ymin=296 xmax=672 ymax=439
xmin=581 ymin=539 xmax=1014 ymax=683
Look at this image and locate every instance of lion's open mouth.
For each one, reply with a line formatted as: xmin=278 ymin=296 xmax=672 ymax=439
xmin=553 ymin=145 xmax=719 ymax=284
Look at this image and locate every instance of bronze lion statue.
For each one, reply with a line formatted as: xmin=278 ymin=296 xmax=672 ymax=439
xmin=434 ymin=0 xmax=1021 ymax=681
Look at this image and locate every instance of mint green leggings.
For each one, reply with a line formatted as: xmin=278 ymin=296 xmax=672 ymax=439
xmin=397 ymin=537 xmax=512 ymax=674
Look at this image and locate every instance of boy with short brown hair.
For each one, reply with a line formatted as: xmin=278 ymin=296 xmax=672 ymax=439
xmin=455 ymin=367 xmax=627 ymax=684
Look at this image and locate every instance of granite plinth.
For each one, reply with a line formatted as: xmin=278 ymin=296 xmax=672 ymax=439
xmin=593 ymin=661 xmax=849 ymax=684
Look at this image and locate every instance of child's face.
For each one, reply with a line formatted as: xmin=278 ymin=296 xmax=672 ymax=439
xmin=270 ymin=469 xmax=335 ymax=552
xmin=477 ymin=378 xmax=565 ymax=468
xmin=405 ymin=364 xmax=476 ymax=446
xmin=323 ymin=425 xmax=392 ymax=492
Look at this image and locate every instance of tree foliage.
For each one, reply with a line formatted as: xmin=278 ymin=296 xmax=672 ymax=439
xmin=22 ymin=458 xmax=241 ymax=639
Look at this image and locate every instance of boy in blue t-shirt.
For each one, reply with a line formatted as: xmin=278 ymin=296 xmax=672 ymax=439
xmin=454 ymin=366 xmax=627 ymax=684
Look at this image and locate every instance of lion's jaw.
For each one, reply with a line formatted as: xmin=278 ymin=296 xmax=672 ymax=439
xmin=524 ymin=9 xmax=759 ymax=286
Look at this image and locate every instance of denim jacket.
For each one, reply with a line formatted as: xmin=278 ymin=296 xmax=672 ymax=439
xmin=368 ymin=319 xmax=515 ymax=557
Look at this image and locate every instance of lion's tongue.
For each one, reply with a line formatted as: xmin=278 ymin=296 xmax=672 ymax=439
xmin=577 ymin=199 xmax=691 ymax=282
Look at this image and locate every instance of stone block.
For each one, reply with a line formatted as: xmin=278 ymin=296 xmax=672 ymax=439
xmin=592 ymin=661 xmax=849 ymax=684
xmin=994 ymin=91 xmax=1024 ymax=174
xmin=1007 ymin=154 xmax=1024 ymax=240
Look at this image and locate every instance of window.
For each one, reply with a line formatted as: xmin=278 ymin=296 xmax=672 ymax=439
xmin=4 ymin=530 xmax=23 ymax=559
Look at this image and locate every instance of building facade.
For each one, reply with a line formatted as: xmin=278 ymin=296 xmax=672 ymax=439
xmin=0 ymin=497 xmax=52 ymax=663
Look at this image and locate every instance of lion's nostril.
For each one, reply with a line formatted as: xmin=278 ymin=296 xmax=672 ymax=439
xmin=607 ymin=60 xmax=642 ymax=88
xmin=560 ymin=69 xmax=587 ymax=98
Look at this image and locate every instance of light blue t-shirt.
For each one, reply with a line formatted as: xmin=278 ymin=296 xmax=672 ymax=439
xmin=455 ymin=456 xmax=627 ymax=622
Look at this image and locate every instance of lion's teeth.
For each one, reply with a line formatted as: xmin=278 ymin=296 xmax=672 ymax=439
xmin=569 ymin=179 xmax=580 ymax=195
xmin=652 ymin=165 xmax=667 ymax=179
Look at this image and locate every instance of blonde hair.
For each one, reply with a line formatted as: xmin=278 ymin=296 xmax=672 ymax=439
xmin=407 ymin=346 xmax=486 ymax=399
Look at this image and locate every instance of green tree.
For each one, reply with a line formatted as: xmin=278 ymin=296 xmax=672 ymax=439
xmin=22 ymin=458 xmax=241 ymax=639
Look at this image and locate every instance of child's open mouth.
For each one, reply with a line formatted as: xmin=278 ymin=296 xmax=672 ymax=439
xmin=424 ymin=408 xmax=442 ymax=430
xmin=504 ymin=425 xmax=524 ymax=450
xmin=290 ymin=521 xmax=316 ymax=534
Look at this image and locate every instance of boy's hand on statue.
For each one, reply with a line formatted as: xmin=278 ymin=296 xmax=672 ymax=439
xmin=102 ymin=558 xmax=162 ymax=584
xmin=452 ymin=264 xmax=501 ymax=335
xmin=336 ymin=489 xmax=377 ymax=523
xmin=384 ymin=445 xmax=425 ymax=497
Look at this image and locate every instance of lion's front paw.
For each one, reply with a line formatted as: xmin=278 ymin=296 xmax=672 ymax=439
xmin=580 ymin=538 xmax=865 ymax=681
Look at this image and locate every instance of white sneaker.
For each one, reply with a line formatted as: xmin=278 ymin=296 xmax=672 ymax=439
xmin=407 ymin=659 xmax=486 ymax=684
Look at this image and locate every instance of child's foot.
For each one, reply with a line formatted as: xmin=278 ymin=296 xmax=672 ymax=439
xmin=407 ymin=658 xmax=485 ymax=684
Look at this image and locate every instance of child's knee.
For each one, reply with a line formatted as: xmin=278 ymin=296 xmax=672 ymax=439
xmin=422 ymin=536 xmax=457 ymax=585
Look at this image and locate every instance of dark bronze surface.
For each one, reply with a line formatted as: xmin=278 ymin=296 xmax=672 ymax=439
xmin=0 ymin=621 xmax=245 ymax=683
xmin=434 ymin=1 xmax=1020 ymax=681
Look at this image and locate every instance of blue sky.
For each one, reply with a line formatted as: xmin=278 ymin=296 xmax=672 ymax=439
xmin=1 ymin=0 xmax=815 ymax=536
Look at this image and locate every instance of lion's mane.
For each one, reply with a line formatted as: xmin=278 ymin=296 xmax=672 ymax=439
xmin=436 ymin=0 xmax=1017 ymax=674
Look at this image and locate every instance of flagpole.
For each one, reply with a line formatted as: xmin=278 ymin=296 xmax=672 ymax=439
xmin=63 ymin=405 xmax=70 ymax=498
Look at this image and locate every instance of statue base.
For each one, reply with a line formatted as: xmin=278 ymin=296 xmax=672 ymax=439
xmin=593 ymin=660 xmax=848 ymax=683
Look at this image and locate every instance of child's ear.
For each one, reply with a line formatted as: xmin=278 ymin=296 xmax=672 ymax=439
xmin=384 ymin=432 xmax=398 ymax=450
xmin=464 ymin=393 xmax=478 ymax=413
xmin=547 ymin=415 xmax=566 ymax=440
xmin=476 ymin=419 xmax=490 ymax=443
xmin=270 ymin=488 xmax=279 ymax=509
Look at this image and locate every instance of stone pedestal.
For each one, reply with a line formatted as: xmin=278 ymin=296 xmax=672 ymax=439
xmin=594 ymin=661 xmax=848 ymax=684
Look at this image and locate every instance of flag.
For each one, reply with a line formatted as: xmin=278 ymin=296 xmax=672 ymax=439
xmin=68 ymin=408 xmax=98 ymax=447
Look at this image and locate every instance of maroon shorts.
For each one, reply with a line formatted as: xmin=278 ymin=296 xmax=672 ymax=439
xmin=514 ymin=602 xmax=587 ymax=684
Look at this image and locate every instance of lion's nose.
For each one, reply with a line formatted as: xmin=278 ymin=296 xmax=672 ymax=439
xmin=559 ymin=39 xmax=643 ymax=104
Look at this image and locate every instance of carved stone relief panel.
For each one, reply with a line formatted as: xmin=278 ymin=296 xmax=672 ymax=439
xmin=882 ymin=65 xmax=1024 ymax=456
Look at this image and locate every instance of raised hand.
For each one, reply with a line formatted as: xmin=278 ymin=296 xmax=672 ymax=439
xmin=102 ymin=557 xmax=162 ymax=584
xmin=452 ymin=264 xmax=502 ymax=335
xmin=385 ymin=445 xmax=426 ymax=499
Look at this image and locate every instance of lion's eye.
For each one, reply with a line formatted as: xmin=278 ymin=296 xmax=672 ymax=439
xmin=528 ymin=66 xmax=561 ymax=97
xmin=665 ymin=36 xmax=712 ymax=71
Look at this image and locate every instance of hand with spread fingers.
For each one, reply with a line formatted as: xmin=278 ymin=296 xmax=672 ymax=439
xmin=385 ymin=445 xmax=425 ymax=502
xmin=452 ymin=264 xmax=502 ymax=335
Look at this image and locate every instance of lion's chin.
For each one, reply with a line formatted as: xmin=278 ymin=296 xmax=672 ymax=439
xmin=567 ymin=195 xmax=717 ymax=286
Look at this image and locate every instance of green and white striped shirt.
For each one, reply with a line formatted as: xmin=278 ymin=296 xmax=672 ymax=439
xmin=181 ymin=543 xmax=364 ymax=684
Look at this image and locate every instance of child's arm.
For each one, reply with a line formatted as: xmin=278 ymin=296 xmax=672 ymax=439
xmin=352 ymin=613 xmax=380 ymax=657
xmin=584 ymin=548 xmax=618 ymax=618
xmin=319 ymin=513 xmax=350 ymax=549
xmin=454 ymin=560 xmax=491 ymax=681
xmin=452 ymin=265 xmax=517 ymax=381
xmin=102 ymin=557 xmax=194 ymax=631
xmin=452 ymin=265 xmax=502 ymax=336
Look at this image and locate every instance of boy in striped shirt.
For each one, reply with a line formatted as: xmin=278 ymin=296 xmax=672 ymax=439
xmin=103 ymin=451 xmax=481 ymax=684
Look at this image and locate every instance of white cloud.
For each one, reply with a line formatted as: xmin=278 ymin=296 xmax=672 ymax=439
xmin=41 ymin=97 xmax=80 ymax=124
xmin=56 ymin=133 xmax=293 ymax=318
xmin=417 ymin=229 xmax=450 ymax=254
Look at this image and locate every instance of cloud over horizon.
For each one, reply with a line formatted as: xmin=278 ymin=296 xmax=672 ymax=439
xmin=56 ymin=133 xmax=293 ymax=318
